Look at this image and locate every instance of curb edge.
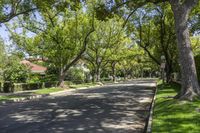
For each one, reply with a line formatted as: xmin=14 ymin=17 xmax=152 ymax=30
xmin=145 ymin=82 xmax=158 ymax=133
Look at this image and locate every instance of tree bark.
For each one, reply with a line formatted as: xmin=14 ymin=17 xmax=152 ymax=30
xmin=165 ymin=62 xmax=173 ymax=83
xmin=141 ymin=68 xmax=144 ymax=78
xmin=58 ymin=71 xmax=66 ymax=88
xmin=158 ymin=8 xmax=173 ymax=83
xmin=111 ymin=61 xmax=117 ymax=82
xmin=96 ymin=66 xmax=101 ymax=82
xmin=170 ymin=0 xmax=200 ymax=100
xmin=123 ymin=69 xmax=127 ymax=80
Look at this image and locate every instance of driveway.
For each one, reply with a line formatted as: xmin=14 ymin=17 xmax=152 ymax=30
xmin=0 ymin=79 xmax=156 ymax=133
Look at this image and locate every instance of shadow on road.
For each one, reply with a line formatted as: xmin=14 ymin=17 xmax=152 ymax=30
xmin=0 ymin=79 xmax=156 ymax=133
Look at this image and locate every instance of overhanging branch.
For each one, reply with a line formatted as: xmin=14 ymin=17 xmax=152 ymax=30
xmin=0 ymin=8 xmax=37 ymax=24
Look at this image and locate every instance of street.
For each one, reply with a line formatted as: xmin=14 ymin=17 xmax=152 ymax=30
xmin=0 ymin=79 xmax=156 ymax=133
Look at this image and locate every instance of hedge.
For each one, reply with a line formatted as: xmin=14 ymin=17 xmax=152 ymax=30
xmin=1 ymin=81 xmax=58 ymax=93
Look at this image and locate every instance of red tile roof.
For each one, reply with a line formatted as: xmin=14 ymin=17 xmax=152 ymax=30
xmin=20 ymin=60 xmax=47 ymax=73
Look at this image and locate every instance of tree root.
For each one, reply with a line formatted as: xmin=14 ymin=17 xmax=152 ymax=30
xmin=174 ymin=89 xmax=200 ymax=101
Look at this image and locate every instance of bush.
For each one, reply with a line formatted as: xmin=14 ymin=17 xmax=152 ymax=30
xmin=28 ymin=74 xmax=41 ymax=83
xmin=3 ymin=61 xmax=30 ymax=83
xmin=195 ymin=55 xmax=200 ymax=81
xmin=44 ymin=81 xmax=58 ymax=88
xmin=3 ymin=82 xmax=14 ymax=92
xmin=27 ymin=73 xmax=58 ymax=83
xmin=66 ymin=67 xmax=86 ymax=83
xmin=101 ymin=77 xmax=112 ymax=81
xmin=64 ymin=81 xmax=74 ymax=86
xmin=42 ymin=74 xmax=58 ymax=82
xmin=2 ymin=82 xmax=58 ymax=92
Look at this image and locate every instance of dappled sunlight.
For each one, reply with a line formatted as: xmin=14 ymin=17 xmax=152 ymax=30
xmin=0 ymin=80 xmax=155 ymax=133
xmin=101 ymin=119 xmax=144 ymax=130
xmin=10 ymin=113 xmax=44 ymax=123
xmin=138 ymin=97 xmax=152 ymax=103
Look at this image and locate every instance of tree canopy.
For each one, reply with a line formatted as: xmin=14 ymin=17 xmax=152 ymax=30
xmin=0 ymin=0 xmax=200 ymax=100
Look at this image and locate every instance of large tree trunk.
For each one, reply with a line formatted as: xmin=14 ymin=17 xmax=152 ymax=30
xmin=58 ymin=71 xmax=66 ymax=88
xmin=111 ymin=62 xmax=117 ymax=82
xmin=165 ymin=62 xmax=173 ymax=83
xmin=123 ymin=69 xmax=127 ymax=80
xmin=170 ymin=0 xmax=200 ymax=100
xmin=91 ymin=70 xmax=96 ymax=82
xmin=141 ymin=68 xmax=144 ymax=78
xmin=96 ymin=67 xmax=101 ymax=82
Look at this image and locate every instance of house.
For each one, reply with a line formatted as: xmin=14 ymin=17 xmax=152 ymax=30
xmin=75 ymin=60 xmax=90 ymax=73
xmin=20 ymin=60 xmax=47 ymax=75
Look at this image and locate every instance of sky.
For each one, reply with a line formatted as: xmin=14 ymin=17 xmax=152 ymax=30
xmin=0 ymin=24 xmax=14 ymax=53
xmin=0 ymin=17 xmax=36 ymax=54
xmin=0 ymin=24 xmax=10 ymax=44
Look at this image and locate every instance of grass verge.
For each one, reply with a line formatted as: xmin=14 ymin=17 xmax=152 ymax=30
xmin=69 ymin=82 xmax=98 ymax=89
xmin=33 ymin=87 xmax=64 ymax=95
xmin=152 ymin=82 xmax=200 ymax=133
xmin=0 ymin=82 xmax=99 ymax=102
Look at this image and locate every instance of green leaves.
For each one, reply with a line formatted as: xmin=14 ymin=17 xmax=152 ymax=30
xmin=8 ymin=3 xmax=95 ymax=83
xmin=3 ymin=56 xmax=30 ymax=83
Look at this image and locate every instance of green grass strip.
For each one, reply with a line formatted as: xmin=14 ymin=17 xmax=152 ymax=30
xmin=0 ymin=82 xmax=99 ymax=102
xmin=33 ymin=87 xmax=64 ymax=95
xmin=69 ymin=83 xmax=97 ymax=89
xmin=152 ymin=82 xmax=200 ymax=133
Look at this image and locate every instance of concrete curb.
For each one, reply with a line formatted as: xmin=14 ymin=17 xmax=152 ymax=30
xmin=0 ymin=85 xmax=102 ymax=105
xmin=145 ymin=82 xmax=158 ymax=133
xmin=0 ymin=94 xmax=46 ymax=105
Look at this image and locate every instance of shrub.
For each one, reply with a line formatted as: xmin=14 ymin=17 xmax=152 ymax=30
xmin=3 ymin=63 xmax=30 ymax=83
xmin=42 ymin=74 xmax=58 ymax=82
xmin=101 ymin=77 xmax=112 ymax=81
xmin=28 ymin=74 xmax=41 ymax=83
xmin=3 ymin=82 xmax=14 ymax=92
xmin=66 ymin=67 xmax=86 ymax=83
xmin=44 ymin=81 xmax=58 ymax=88
xmin=27 ymin=73 xmax=58 ymax=83
xmin=3 ymin=82 xmax=58 ymax=92
xmin=64 ymin=81 xmax=74 ymax=86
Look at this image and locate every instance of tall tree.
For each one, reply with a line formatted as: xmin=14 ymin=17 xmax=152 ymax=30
xmin=10 ymin=3 xmax=95 ymax=87
xmin=0 ymin=38 xmax=6 ymax=72
xmin=132 ymin=4 xmax=178 ymax=83
xmin=84 ymin=16 xmax=127 ymax=82
xmin=169 ymin=0 xmax=200 ymax=100
xmin=99 ymin=0 xmax=200 ymax=100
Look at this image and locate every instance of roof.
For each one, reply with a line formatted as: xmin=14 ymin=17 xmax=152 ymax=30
xmin=20 ymin=60 xmax=47 ymax=73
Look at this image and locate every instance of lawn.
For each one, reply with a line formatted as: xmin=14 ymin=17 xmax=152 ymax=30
xmin=33 ymin=87 xmax=64 ymax=95
xmin=69 ymin=82 xmax=98 ymax=89
xmin=152 ymin=82 xmax=200 ymax=133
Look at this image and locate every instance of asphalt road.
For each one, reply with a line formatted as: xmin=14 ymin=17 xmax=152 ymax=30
xmin=0 ymin=79 xmax=156 ymax=133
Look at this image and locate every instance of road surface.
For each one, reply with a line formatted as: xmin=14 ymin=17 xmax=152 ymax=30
xmin=0 ymin=79 xmax=156 ymax=133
